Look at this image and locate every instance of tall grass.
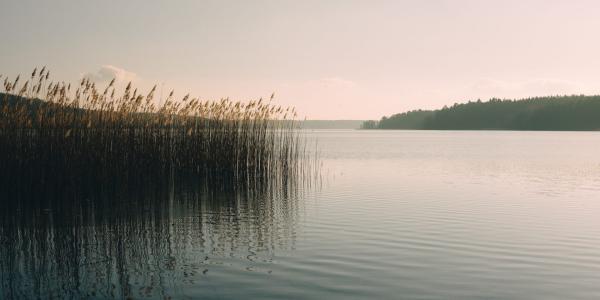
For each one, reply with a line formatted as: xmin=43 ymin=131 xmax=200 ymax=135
xmin=0 ymin=67 xmax=315 ymax=189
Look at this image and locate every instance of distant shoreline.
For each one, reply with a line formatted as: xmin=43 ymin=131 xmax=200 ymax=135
xmin=299 ymin=120 xmax=365 ymax=130
xmin=361 ymin=95 xmax=600 ymax=131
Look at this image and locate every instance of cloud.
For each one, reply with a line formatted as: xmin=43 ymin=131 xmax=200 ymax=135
xmin=81 ymin=65 xmax=137 ymax=84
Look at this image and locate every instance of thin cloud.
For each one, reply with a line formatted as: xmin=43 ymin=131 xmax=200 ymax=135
xmin=82 ymin=65 xmax=137 ymax=85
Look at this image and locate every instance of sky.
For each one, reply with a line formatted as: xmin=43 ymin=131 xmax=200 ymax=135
xmin=2 ymin=0 xmax=600 ymax=119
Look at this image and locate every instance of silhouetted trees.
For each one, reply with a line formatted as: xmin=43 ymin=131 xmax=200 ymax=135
xmin=376 ymin=110 xmax=434 ymax=129
xmin=362 ymin=95 xmax=600 ymax=130
xmin=360 ymin=120 xmax=379 ymax=129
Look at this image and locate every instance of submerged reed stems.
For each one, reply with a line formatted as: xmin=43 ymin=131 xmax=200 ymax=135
xmin=0 ymin=68 xmax=312 ymax=189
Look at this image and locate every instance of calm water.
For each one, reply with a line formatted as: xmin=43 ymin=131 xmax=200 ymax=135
xmin=2 ymin=130 xmax=600 ymax=299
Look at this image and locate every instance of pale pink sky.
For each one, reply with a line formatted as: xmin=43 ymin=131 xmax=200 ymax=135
xmin=2 ymin=0 xmax=600 ymax=119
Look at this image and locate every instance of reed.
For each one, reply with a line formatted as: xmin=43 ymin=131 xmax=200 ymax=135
xmin=0 ymin=68 xmax=312 ymax=189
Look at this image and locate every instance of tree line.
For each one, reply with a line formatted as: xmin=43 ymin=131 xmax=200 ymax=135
xmin=362 ymin=95 xmax=600 ymax=130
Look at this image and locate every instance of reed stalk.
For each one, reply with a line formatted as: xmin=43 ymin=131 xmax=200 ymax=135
xmin=0 ymin=68 xmax=311 ymax=189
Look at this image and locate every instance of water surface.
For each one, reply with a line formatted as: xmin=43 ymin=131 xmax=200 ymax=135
xmin=2 ymin=130 xmax=600 ymax=299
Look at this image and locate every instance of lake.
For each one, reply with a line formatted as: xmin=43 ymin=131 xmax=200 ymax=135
xmin=2 ymin=130 xmax=600 ymax=299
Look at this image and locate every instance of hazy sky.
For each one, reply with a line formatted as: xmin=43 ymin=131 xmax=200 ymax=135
xmin=2 ymin=0 xmax=600 ymax=119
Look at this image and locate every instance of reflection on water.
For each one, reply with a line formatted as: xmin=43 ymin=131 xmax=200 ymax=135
xmin=0 ymin=175 xmax=303 ymax=299
xmin=3 ymin=130 xmax=600 ymax=299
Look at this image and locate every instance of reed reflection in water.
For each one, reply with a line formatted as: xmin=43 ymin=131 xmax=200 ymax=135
xmin=0 ymin=174 xmax=305 ymax=299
